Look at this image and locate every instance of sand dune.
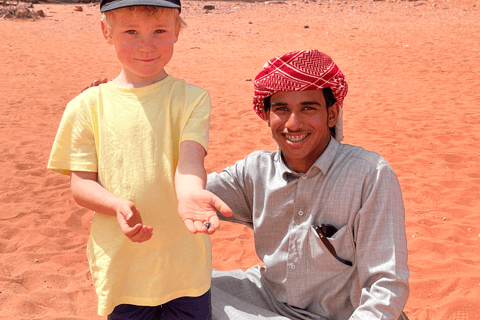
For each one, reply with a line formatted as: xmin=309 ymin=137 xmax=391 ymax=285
xmin=1 ymin=0 xmax=479 ymax=319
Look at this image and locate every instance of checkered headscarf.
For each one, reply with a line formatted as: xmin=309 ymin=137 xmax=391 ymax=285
xmin=253 ymin=50 xmax=348 ymax=141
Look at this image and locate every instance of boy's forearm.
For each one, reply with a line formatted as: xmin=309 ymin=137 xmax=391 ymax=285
xmin=175 ymin=168 xmax=207 ymax=199
xmin=175 ymin=140 xmax=208 ymax=198
xmin=70 ymin=171 xmax=123 ymax=217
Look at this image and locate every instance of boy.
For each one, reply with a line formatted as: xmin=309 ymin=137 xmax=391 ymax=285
xmin=47 ymin=0 xmax=232 ymax=318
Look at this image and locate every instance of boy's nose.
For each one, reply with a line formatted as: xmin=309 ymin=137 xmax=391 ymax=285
xmin=138 ymin=38 xmax=156 ymax=52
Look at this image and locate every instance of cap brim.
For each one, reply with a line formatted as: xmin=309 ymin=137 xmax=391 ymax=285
xmin=100 ymin=0 xmax=180 ymax=12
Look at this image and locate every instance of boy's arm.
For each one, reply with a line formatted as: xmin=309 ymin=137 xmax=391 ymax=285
xmin=175 ymin=141 xmax=233 ymax=234
xmin=71 ymin=171 xmax=153 ymax=243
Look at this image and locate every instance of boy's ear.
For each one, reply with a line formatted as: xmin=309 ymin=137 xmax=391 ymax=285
xmin=101 ymin=20 xmax=114 ymax=45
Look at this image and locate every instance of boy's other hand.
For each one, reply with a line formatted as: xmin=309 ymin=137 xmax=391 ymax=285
xmin=116 ymin=201 xmax=153 ymax=243
xmin=82 ymin=78 xmax=109 ymax=92
xmin=178 ymin=190 xmax=233 ymax=235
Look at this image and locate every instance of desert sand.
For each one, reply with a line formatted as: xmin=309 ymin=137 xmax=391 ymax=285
xmin=1 ymin=0 xmax=479 ymax=319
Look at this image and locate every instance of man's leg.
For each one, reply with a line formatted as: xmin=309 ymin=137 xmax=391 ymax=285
xmin=211 ymin=267 xmax=291 ymax=320
xmin=159 ymin=289 xmax=212 ymax=320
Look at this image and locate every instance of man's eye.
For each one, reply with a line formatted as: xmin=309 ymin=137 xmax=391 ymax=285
xmin=126 ymin=30 xmax=136 ymax=34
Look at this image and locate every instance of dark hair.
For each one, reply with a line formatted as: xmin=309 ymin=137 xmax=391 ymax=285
xmin=263 ymin=87 xmax=337 ymax=138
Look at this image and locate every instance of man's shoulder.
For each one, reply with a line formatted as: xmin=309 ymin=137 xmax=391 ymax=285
xmin=244 ymin=150 xmax=277 ymax=163
xmin=337 ymin=143 xmax=390 ymax=170
xmin=234 ymin=150 xmax=279 ymax=176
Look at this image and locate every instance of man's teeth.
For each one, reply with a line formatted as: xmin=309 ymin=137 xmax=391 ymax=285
xmin=286 ymin=134 xmax=307 ymax=142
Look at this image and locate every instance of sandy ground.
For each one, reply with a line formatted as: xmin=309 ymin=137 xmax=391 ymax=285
xmin=1 ymin=0 xmax=479 ymax=319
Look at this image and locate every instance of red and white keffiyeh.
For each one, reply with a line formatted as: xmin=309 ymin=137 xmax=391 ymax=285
xmin=253 ymin=50 xmax=348 ymax=141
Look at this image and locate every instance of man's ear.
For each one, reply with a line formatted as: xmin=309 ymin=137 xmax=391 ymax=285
xmin=101 ymin=20 xmax=114 ymax=45
xmin=327 ymin=103 xmax=340 ymax=128
xmin=265 ymin=109 xmax=271 ymax=127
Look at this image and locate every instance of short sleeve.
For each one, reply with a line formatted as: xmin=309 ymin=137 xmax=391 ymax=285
xmin=47 ymin=99 xmax=98 ymax=176
xmin=180 ymin=87 xmax=211 ymax=153
xmin=207 ymin=157 xmax=254 ymax=229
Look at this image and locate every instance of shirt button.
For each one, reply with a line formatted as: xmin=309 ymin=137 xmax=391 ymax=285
xmin=291 ymin=264 xmax=296 ymax=269
xmin=298 ymin=211 xmax=304 ymax=216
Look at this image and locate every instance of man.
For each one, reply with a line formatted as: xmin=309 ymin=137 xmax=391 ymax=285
xmin=207 ymin=50 xmax=409 ymax=320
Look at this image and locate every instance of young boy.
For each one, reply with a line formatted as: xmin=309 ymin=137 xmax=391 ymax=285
xmin=47 ymin=0 xmax=232 ymax=318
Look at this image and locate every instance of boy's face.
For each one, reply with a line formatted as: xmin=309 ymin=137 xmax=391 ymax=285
xmin=102 ymin=8 xmax=179 ymax=86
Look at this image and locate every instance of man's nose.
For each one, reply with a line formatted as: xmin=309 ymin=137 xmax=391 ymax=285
xmin=285 ymin=112 xmax=302 ymax=130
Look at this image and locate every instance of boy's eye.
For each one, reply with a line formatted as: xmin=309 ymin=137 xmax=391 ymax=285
xmin=155 ymin=29 xmax=166 ymax=34
xmin=126 ymin=30 xmax=136 ymax=34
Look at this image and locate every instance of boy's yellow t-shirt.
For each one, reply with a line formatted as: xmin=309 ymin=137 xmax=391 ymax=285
xmin=47 ymin=76 xmax=212 ymax=316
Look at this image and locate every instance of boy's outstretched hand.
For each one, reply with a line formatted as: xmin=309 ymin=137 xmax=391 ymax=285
xmin=116 ymin=200 xmax=153 ymax=243
xmin=177 ymin=189 xmax=233 ymax=235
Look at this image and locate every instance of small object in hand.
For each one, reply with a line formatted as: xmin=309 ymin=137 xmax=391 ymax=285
xmin=203 ymin=222 xmax=211 ymax=229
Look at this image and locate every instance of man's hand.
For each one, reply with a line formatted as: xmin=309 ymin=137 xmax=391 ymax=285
xmin=116 ymin=200 xmax=153 ymax=243
xmin=82 ymin=78 xmax=109 ymax=92
xmin=178 ymin=189 xmax=233 ymax=234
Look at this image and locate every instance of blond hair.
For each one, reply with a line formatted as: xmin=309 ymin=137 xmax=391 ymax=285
xmin=102 ymin=6 xmax=185 ymax=34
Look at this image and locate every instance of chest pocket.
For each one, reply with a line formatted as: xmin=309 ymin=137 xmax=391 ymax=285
xmin=308 ymin=224 xmax=356 ymax=272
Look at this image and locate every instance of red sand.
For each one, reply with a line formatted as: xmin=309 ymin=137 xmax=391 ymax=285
xmin=1 ymin=0 xmax=479 ymax=319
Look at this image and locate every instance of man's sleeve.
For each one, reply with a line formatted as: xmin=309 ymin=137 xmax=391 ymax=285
xmin=351 ymin=162 xmax=409 ymax=319
xmin=207 ymin=159 xmax=254 ymax=229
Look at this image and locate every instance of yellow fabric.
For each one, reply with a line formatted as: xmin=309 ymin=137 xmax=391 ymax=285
xmin=47 ymin=76 xmax=212 ymax=316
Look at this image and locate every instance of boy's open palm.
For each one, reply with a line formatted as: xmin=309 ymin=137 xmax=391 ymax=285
xmin=178 ymin=190 xmax=233 ymax=235
xmin=116 ymin=201 xmax=153 ymax=243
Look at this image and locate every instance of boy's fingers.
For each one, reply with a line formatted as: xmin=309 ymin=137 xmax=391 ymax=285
xmin=193 ymin=220 xmax=205 ymax=232
xmin=207 ymin=215 xmax=220 ymax=230
xmin=203 ymin=216 xmax=219 ymax=234
xmin=130 ymin=226 xmax=153 ymax=243
xmin=124 ymin=223 xmax=142 ymax=238
xmin=183 ymin=219 xmax=197 ymax=234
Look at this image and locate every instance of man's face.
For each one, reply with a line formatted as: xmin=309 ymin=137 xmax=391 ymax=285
xmin=267 ymin=90 xmax=338 ymax=173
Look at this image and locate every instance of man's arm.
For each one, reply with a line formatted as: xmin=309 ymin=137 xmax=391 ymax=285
xmin=351 ymin=163 xmax=409 ymax=319
xmin=175 ymin=140 xmax=232 ymax=234
xmin=206 ymin=155 xmax=258 ymax=229
xmin=70 ymin=171 xmax=153 ymax=242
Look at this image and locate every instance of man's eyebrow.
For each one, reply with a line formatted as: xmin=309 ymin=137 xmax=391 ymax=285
xmin=300 ymin=100 xmax=322 ymax=106
xmin=271 ymin=100 xmax=323 ymax=107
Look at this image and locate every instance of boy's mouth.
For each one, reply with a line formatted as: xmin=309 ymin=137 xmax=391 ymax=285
xmin=136 ymin=56 xmax=158 ymax=63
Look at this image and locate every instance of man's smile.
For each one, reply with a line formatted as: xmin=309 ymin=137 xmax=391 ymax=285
xmin=285 ymin=133 xmax=308 ymax=143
